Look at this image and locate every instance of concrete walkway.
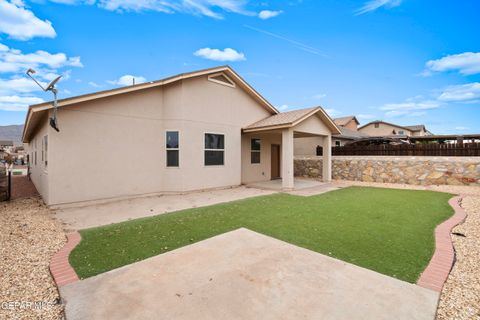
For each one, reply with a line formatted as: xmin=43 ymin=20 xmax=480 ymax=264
xmin=55 ymin=186 xmax=276 ymax=230
xmin=60 ymin=229 xmax=439 ymax=320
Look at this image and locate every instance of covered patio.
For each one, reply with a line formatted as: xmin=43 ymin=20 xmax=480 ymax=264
xmin=241 ymin=107 xmax=341 ymax=190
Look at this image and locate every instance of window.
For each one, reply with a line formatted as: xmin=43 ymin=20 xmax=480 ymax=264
xmin=41 ymin=137 xmax=44 ymax=162
xmin=251 ymin=139 xmax=261 ymax=164
xmin=335 ymin=140 xmax=341 ymax=147
xmin=166 ymin=131 xmax=179 ymax=167
xmin=35 ymin=151 xmax=37 ymax=166
xmin=205 ymin=133 xmax=224 ymax=166
xmin=398 ymin=130 xmax=404 ymax=135
xmin=374 ymin=123 xmax=380 ymax=128
xmin=44 ymin=135 xmax=48 ymax=167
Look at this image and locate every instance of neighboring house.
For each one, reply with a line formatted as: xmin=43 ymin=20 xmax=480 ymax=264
xmin=295 ymin=115 xmax=369 ymax=153
xmin=358 ymin=120 xmax=431 ymax=137
xmin=23 ymin=66 xmax=340 ymax=206
xmin=0 ymin=140 xmax=13 ymax=150
xmin=334 ymin=116 xmax=359 ymax=131
xmin=332 ymin=116 xmax=369 ymax=146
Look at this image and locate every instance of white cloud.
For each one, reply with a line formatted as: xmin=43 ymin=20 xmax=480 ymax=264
xmin=258 ymin=10 xmax=282 ymax=20
xmin=357 ymin=114 xmax=375 ymax=120
xmin=379 ymin=100 xmax=440 ymax=118
xmin=0 ymin=0 xmax=56 ymax=40
xmin=278 ymin=104 xmax=289 ymax=111
xmin=108 ymin=75 xmax=146 ymax=86
xmin=455 ymin=126 xmax=469 ymax=131
xmin=312 ymin=93 xmax=327 ymax=99
xmin=355 ymin=0 xmax=401 ymax=15
xmin=324 ymin=108 xmax=341 ymax=117
xmin=425 ymin=52 xmax=480 ymax=76
xmin=380 ymin=100 xmax=440 ymax=111
xmin=437 ymin=82 xmax=480 ymax=102
xmin=0 ymin=77 xmax=46 ymax=94
xmin=88 ymin=81 xmax=102 ymax=88
xmin=194 ymin=48 xmax=246 ymax=62
xmin=53 ymin=0 xmax=253 ymax=19
xmin=0 ymin=95 xmax=44 ymax=111
xmin=0 ymin=43 xmax=82 ymax=74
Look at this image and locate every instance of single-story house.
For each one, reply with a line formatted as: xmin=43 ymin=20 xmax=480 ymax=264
xmin=23 ymin=66 xmax=340 ymax=206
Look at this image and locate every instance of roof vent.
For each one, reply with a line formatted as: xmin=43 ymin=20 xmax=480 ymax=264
xmin=208 ymin=72 xmax=236 ymax=88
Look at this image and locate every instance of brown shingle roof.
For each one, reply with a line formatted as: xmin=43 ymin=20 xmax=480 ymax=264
xmin=333 ymin=116 xmax=359 ymax=126
xmin=404 ymin=125 xmax=426 ymax=132
xmin=334 ymin=127 xmax=369 ymax=140
xmin=244 ymin=107 xmax=319 ymax=130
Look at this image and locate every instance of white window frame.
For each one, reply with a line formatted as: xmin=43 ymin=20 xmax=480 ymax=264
xmin=204 ymin=132 xmax=225 ymax=166
xmin=165 ymin=130 xmax=180 ymax=168
xmin=207 ymin=72 xmax=236 ymax=88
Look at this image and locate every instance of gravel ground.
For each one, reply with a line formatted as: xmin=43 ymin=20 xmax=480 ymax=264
xmin=333 ymin=180 xmax=480 ymax=319
xmin=0 ymin=197 xmax=66 ymax=319
xmin=437 ymin=194 xmax=480 ymax=319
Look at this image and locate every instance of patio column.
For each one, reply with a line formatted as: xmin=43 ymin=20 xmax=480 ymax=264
xmin=322 ymin=135 xmax=332 ymax=182
xmin=282 ymin=128 xmax=294 ymax=190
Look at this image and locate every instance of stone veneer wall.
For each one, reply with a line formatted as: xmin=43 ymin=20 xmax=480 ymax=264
xmin=294 ymin=156 xmax=480 ymax=186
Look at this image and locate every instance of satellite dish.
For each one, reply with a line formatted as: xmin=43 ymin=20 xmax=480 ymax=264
xmin=46 ymin=75 xmax=62 ymax=91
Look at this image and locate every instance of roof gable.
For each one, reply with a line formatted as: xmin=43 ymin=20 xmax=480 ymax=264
xmin=358 ymin=120 xmax=415 ymax=132
xmin=243 ymin=106 xmax=341 ymax=134
xmin=334 ymin=116 xmax=359 ymax=126
xmin=23 ymin=66 xmax=278 ymax=142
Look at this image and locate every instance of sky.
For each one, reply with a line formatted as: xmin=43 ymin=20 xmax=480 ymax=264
xmin=0 ymin=0 xmax=479 ymax=134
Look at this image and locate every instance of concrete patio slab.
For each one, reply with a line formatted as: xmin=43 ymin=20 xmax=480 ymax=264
xmin=60 ymin=228 xmax=439 ymax=320
xmin=246 ymin=178 xmax=326 ymax=191
xmin=55 ymin=186 xmax=276 ymax=230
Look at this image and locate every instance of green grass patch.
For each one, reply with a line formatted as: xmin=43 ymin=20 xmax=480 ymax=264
xmin=70 ymin=187 xmax=453 ymax=283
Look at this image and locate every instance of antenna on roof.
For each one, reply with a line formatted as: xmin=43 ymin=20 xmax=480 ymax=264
xmin=26 ymin=68 xmax=61 ymax=132
xmin=132 ymin=77 xmax=135 ymax=86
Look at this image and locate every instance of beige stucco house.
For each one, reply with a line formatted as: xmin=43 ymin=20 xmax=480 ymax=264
xmin=358 ymin=120 xmax=431 ymax=137
xmin=23 ymin=66 xmax=340 ymax=206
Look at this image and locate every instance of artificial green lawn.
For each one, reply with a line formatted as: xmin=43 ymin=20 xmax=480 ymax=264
xmin=70 ymin=187 xmax=453 ymax=283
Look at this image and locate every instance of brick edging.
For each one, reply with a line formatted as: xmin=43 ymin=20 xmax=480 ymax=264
xmin=50 ymin=232 xmax=81 ymax=287
xmin=417 ymin=196 xmax=467 ymax=292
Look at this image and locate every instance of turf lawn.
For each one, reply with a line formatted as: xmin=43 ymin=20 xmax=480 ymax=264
xmin=70 ymin=187 xmax=453 ymax=283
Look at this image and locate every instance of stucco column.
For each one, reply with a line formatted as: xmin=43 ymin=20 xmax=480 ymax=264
xmin=322 ymin=135 xmax=332 ymax=182
xmin=282 ymin=128 xmax=294 ymax=190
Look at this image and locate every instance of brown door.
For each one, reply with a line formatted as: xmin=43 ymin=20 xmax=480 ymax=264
xmin=271 ymin=144 xmax=281 ymax=179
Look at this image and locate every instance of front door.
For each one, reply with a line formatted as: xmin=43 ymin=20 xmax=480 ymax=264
xmin=271 ymin=144 xmax=281 ymax=179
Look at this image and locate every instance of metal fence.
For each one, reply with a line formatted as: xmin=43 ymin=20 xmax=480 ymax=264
xmin=328 ymin=143 xmax=480 ymax=157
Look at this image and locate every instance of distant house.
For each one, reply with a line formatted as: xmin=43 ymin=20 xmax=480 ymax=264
xmin=358 ymin=121 xmax=431 ymax=137
xmin=332 ymin=116 xmax=369 ymax=146
xmin=22 ymin=66 xmax=340 ymax=205
xmin=294 ymin=115 xmax=370 ymax=154
xmin=0 ymin=140 xmax=13 ymax=148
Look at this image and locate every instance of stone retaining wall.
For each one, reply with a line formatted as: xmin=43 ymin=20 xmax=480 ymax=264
xmin=294 ymin=156 xmax=480 ymax=186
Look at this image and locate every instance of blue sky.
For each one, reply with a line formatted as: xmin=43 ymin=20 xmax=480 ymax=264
xmin=0 ymin=0 xmax=479 ymax=134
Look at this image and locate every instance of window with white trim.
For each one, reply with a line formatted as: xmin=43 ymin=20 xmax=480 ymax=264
xmin=166 ymin=131 xmax=179 ymax=167
xmin=251 ymin=139 xmax=260 ymax=164
xmin=205 ymin=133 xmax=224 ymax=166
